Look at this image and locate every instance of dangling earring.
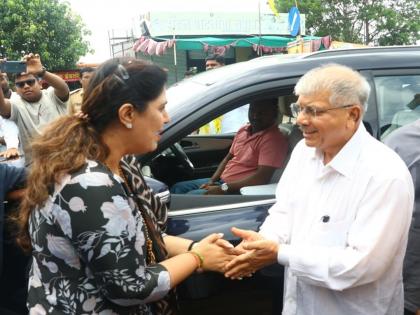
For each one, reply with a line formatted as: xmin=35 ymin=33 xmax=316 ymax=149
xmin=125 ymin=123 xmax=132 ymax=129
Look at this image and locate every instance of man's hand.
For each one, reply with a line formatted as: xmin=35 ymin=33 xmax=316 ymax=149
xmin=199 ymin=180 xmax=214 ymax=190
xmin=205 ymin=185 xmax=224 ymax=195
xmin=23 ymin=53 xmax=42 ymax=75
xmin=0 ymin=147 xmax=19 ymax=159
xmin=416 ymin=309 xmax=420 ymax=315
xmin=224 ymin=227 xmax=278 ymax=279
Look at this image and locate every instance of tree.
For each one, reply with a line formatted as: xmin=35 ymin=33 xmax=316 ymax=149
xmin=274 ymin=0 xmax=420 ymax=45
xmin=0 ymin=0 xmax=92 ymax=70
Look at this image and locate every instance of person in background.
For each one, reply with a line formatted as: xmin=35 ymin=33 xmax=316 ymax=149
xmin=1 ymin=72 xmax=14 ymax=99
xmin=225 ymin=64 xmax=414 ymax=315
xmin=0 ymin=54 xmax=69 ymax=164
xmin=0 ymin=73 xmax=20 ymax=159
xmin=14 ymin=57 xmax=236 ymax=314
xmin=171 ymin=99 xmax=288 ymax=195
xmin=68 ymin=67 xmax=95 ymax=115
xmin=205 ymin=53 xmax=225 ymax=70
xmin=384 ymin=120 xmax=420 ymax=315
xmin=0 ymin=163 xmax=26 ymax=315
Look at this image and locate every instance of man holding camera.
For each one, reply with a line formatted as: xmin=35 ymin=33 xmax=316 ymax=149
xmin=0 ymin=54 xmax=69 ymax=164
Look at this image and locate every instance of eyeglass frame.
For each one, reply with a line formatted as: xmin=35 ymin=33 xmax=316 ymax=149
xmin=15 ymin=78 xmax=37 ymax=89
xmin=290 ymin=102 xmax=355 ymax=118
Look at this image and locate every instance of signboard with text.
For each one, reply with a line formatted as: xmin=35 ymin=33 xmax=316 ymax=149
xmin=143 ymin=12 xmax=305 ymax=36
xmin=53 ymin=70 xmax=80 ymax=82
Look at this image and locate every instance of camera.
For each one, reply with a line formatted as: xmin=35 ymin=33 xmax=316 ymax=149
xmin=0 ymin=61 xmax=26 ymax=74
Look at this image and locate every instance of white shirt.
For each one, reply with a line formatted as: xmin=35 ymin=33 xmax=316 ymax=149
xmin=0 ymin=116 xmax=19 ymax=149
xmin=10 ymin=87 xmax=67 ymax=162
xmin=260 ymin=124 xmax=414 ymax=315
xmin=0 ymin=93 xmax=20 ymax=150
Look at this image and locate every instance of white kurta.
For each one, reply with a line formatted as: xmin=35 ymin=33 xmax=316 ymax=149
xmin=260 ymin=124 xmax=414 ymax=315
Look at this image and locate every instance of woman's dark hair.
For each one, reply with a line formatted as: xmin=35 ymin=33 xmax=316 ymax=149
xmin=83 ymin=57 xmax=167 ymax=133
xmin=15 ymin=57 xmax=167 ymax=252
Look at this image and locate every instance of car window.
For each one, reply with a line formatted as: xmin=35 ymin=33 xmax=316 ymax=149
xmin=375 ymin=75 xmax=420 ymax=140
xmin=196 ymin=104 xmax=250 ymax=135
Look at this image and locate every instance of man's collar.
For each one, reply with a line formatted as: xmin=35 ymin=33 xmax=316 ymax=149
xmin=312 ymin=123 xmax=367 ymax=178
xmin=246 ymin=123 xmax=277 ymax=136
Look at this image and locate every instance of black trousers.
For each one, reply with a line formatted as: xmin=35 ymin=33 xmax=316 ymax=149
xmin=405 ymin=309 xmax=415 ymax=315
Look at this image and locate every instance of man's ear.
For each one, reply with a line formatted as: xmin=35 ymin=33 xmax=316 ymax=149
xmin=118 ymin=103 xmax=135 ymax=127
xmin=348 ymin=105 xmax=362 ymax=123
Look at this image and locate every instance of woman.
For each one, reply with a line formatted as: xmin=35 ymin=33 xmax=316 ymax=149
xmin=15 ymin=58 xmax=235 ymax=314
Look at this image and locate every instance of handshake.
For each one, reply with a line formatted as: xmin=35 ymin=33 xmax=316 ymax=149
xmin=190 ymin=227 xmax=279 ymax=280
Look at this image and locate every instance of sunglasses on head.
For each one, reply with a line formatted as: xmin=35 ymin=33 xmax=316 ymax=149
xmin=15 ymin=79 xmax=36 ymax=88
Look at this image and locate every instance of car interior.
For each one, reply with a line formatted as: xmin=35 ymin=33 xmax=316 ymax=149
xmin=142 ymin=90 xmax=303 ymax=211
xmin=377 ymin=75 xmax=420 ymax=140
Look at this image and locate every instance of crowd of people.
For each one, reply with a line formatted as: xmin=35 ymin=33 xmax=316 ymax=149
xmin=0 ymin=53 xmax=418 ymax=315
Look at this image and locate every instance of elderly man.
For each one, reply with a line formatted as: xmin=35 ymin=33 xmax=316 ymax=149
xmin=225 ymin=64 xmax=414 ymax=315
xmin=0 ymin=54 xmax=69 ymax=164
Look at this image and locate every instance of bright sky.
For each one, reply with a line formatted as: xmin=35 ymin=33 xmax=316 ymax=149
xmin=66 ymin=0 xmax=269 ymax=63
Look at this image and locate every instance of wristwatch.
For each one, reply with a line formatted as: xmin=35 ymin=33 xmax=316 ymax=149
xmin=37 ymin=66 xmax=46 ymax=78
xmin=220 ymin=183 xmax=229 ymax=193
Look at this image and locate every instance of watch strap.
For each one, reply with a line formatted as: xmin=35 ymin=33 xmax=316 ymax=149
xmin=37 ymin=66 xmax=46 ymax=78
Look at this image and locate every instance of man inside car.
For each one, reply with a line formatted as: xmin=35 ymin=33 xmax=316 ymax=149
xmin=170 ymin=98 xmax=288 ymax=195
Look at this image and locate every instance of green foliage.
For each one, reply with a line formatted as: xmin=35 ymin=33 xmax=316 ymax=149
xmin=275 ymin=0 xmax=419 ymax=45
xmin=0 ymin=0 xmax=92 ymax=70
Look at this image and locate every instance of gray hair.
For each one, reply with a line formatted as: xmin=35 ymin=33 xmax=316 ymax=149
xmin=294 ymin=63 xmax=371 ymax=112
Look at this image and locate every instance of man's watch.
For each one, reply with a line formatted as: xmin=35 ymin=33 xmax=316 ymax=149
xmin=37 ymin=66 xmax=47 ymax=78
xmin=220 ymin=183 xmax=229 ymax=193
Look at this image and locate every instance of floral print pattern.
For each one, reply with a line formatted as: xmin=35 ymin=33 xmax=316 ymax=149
xmin=27 ymin=159 xmax=171 ymax=315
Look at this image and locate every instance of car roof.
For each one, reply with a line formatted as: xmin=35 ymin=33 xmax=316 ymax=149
xmin=305 ymin=45 xmax=420 ymax=58
xmin=166 ymin=46 xmax=420 ymax=128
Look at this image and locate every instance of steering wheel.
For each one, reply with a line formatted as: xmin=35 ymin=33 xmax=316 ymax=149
xmin=169 ymin=142 xmax=195 ymax=174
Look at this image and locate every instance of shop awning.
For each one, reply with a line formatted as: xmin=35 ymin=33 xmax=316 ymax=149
xmin=133 ymin=35 xmax=321 ymax=56
xmin=168 ymin=36 xmax=296 ymax=50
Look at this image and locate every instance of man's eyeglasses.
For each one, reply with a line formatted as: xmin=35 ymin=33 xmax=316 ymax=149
xmin=15 ymin=79 xmax=36 ymax=88
xmin=290 ymin=102 xmax=354 ymax=118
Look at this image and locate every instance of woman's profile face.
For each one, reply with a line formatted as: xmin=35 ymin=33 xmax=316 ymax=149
xmin=131 ymin=89 xmax=169 ymax=154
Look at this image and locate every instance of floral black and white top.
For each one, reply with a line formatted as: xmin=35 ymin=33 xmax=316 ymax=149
xmin=27 ymin=159 xmax=171 ymax=315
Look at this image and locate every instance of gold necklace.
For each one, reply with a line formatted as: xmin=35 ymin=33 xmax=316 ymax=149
xmin=107 ymin=162 xmax=156 ymax=264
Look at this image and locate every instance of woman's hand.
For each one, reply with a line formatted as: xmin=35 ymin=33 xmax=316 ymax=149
xmin=193 ymin=233 xmax=238 ymax=273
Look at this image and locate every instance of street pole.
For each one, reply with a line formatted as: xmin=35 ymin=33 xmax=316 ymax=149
xmin=173 ymin=28 xmax=178 ymax=82
xmin=258 ymin=0 xmax=262 ymax=56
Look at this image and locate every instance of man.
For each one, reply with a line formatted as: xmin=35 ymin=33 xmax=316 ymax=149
xmin=0 ymin=73 xmax=20 ymax=159
xmin=171 ymin=99 xmax=288 ymax=195
xmin=205 ymin=53 xmax=225 ymax=71
xmin=68 ymin=67 xmax=95 ymax=114
xmin=0 ymin=73 xmax=13 ymax=99
xmin=0 ymin=53 xmax=69 ymax=163
xmin=225 ymin=64 xmax=414 ymax=315
xmin=384 ymin=120 xmax=420 ymax=315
